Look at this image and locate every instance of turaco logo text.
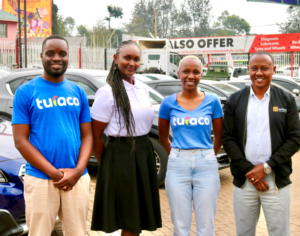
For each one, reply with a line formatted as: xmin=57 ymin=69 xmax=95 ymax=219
xmin=173 ymin=116 xmax=210 ymax=126
xmin=36 ymin=96 xmax=80 ymax=109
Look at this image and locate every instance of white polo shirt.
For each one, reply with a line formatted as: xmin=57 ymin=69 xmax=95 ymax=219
xmin=91 ymin=77 xmax=154 ymax=137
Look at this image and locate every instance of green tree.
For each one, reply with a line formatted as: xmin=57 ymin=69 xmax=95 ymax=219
xmin=64 ymin=16 xmax=75 ymax=36
xmin=212 ymin=10 xmax=250 ymax=36
xmin=277 ymin=6 xmax=300 ymax=33
xmin=105 ymin=5 xmax=124 ymax=32
xmin=186 ymin=0 xmax=212 ymax=37
xmin=77 ymin=25 xmax=90 ymax=37
xmin=171 ymin=2 xmax=193 ymax=37
xmin=51 ymin=2 xmax=69 ymax=36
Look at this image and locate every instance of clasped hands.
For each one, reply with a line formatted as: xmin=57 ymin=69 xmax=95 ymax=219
xmin=52 ymin=168 xmax=81 ymax=191
xmin=245 ymin=164 xmax=269 ymax=192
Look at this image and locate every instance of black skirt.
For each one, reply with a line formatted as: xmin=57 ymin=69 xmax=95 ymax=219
xmin=91 ymin=135 xmax=162 ymax=234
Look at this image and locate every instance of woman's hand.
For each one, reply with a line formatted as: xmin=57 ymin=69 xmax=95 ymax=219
xmin=158 ymin=118 xmax=171 ymax=154
xmin=92 ymin=119 xmax=108 ymax=163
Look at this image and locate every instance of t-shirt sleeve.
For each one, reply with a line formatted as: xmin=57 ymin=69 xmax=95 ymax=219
xmin=159 ymin=97 xmax=171 ymax=120
xmin=79 ymin=89 xmax=92 ymax=123
xmin=11 ymin=88 xmax=30 ymax=125
xmin=212 ymin=96 xmax=223 ymax=119
xmin=90 ymin=89 xmax=113 ymax=123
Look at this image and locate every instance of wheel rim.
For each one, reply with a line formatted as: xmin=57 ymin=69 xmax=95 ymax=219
xmin=154 ymin=150 xmax=160 ymax=174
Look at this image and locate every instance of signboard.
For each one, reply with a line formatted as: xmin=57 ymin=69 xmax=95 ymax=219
xmin=247 ymin=0 xmax=300 ymax=6
xmin=2 ymin=0 xmax=52 ymax=38
xmin=169 ymin=33 xmax=300 ymax=54
xmin=248 ymin=33 xmax=300 ymax=53
xmin=169 ymin=36 xmax=255 ymax=54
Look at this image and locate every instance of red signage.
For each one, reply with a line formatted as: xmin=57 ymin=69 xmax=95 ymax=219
xmin=249 ymin=33 xmax=300 ymax=53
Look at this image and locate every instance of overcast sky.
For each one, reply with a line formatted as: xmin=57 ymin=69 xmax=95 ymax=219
xmin=1 ymin=0 xmax=290 ymax=36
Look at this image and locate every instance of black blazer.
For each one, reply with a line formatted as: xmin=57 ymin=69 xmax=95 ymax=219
xmin=222 ymin=85 xmax=300 ymax=189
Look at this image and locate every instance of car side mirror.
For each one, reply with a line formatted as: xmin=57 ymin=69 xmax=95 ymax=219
xmin=293 ymin=89 xmax=300 ymax=96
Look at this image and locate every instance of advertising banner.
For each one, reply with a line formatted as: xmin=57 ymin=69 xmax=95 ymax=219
xmin=248 ymin=33 xmax=300 ymax=53
xmin=169 ymin=36 xmax=255 ymax=54
xmin=247 ymin=0 xmax=299 ymax=6
xmin=169 ymin=33 xmax=300 ymax=55
xmin=2 ymin=0 xmax=52 ymax=38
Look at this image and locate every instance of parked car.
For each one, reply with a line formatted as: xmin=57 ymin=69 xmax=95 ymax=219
xmin=276 ymin=65 xmax=299 ymax=77
xmin=142 ymin=74 xmax=176 ymax=80
xmin=0 ymin=116 xmax=27 ymax=236
xmin=238 ymin=75 xmax=300 ymax=97
xmin=201 ymin=80 xmax=240 ymax=95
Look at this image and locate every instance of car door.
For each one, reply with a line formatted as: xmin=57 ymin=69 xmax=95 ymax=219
xmin=4 ymin=77 xmax=28 ymax=118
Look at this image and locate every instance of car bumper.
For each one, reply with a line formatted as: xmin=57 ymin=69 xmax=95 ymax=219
xmin=0 ymin=210 xmax=28 ymax=236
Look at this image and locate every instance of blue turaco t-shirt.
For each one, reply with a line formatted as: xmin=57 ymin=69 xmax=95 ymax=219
xmin=12 ymin=76 xmax=91 ymax=179
xmin=159 ymin=93 xmax=223 ymax=149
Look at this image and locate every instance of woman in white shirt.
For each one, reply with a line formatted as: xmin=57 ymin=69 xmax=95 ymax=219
xmin=91 ymin=40 xmax=162 ymax=236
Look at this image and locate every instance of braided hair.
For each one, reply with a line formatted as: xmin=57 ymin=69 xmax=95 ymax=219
xmin=106 ymin=40 xmax=140 ymax=148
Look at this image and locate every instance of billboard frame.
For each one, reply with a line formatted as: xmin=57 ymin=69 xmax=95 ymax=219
xmin=247 ymin=0 xmax=300 ymax=6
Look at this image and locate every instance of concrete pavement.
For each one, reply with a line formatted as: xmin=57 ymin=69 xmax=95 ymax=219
xmin=51 ymin=151 xmax=300 ymax=236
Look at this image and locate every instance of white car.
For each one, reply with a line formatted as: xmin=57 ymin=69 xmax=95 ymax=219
xmin=142 ymin=74 xmax=176 ymax=80
xmin=276 ymin=66 xmax=299 ymax=77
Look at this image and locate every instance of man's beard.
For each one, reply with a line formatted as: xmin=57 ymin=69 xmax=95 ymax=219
xmin=43 ymin=62 xmax=67 ymax=78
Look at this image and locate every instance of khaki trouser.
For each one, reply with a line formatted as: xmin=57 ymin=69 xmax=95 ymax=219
xmin=24 ymin=173 xmax=90 ymax=236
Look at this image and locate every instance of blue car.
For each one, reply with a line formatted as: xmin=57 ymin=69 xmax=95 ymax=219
xmin=0 ymin=116 xmax=27 ymax=236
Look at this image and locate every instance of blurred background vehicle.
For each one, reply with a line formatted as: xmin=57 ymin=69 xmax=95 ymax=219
xmin=0 ymin=116 xmax=27 ymax=236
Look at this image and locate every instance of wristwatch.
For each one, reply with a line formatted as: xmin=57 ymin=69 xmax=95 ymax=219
xmin=263 ymin=163 xmax=272 ymax=174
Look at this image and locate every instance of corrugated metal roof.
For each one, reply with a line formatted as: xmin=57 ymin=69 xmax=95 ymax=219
xmin=0 ymin=10 xmax=18 ymax=22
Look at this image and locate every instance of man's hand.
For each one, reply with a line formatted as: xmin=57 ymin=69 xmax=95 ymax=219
xmin=252 ymin=179 xmax=269 ymax=192
xmin=245 ymin=164 xmax=267 ymax=185
xmin=50 ymin=170 xmax=64 ymax=183
xmin=53 ymin=168 xmax=82 ymax=191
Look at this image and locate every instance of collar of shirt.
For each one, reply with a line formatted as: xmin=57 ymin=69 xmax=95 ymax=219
xmin=122 ymin=75 xmax=141 ymax=91
xmin=250 ymin=85 xmax=270 ymax=99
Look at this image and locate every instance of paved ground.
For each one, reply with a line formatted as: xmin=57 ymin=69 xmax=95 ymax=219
xmin=51 ymin=151 xmax=300 ymax=236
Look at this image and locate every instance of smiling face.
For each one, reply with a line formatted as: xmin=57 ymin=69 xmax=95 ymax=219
xmin=178 ymin=58 xmax=202 ymax=92
xmin=248 ymin=54 xmax=276 ymax=90
xmin=41 ymin=39 xmax=69 ymax=80
xmin=114 ymin=44 xmax=141 ymax=80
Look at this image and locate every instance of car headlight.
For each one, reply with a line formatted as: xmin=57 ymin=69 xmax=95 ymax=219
xmin=19 ymin=164 xmax=25 ymax=182
xmin=0 ymin=170 xmax=8 ymax=183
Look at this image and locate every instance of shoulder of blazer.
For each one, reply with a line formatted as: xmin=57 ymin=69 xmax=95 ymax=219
xmin=228 ymin=86 xmax=250 ymax=106
xmin=270 ymin=85 xmax=295 ymax=102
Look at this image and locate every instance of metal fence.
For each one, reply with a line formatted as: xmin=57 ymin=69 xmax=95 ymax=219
xmin=0 ymin=40 xmax=116 ymax=71
xmin=209 ymin=52 xmax=296 ymax=68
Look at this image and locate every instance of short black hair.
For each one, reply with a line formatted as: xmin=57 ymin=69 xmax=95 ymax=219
xmin=42 ymin=35 xmax=69 ymax=51
xmin=250 ymin=51 xmax=274 ymax=64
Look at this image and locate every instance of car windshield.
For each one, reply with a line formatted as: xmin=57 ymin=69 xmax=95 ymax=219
xmin=210 ymin=83 xmax=239 ymax=94
xmin=93 ymin=76 xmax=163 ymax=105
xmin=228 ymin=83 xmax=248 ymax=89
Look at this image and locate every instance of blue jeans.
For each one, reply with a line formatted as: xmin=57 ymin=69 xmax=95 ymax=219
xmin=165 ymin=148 xmax=220 ymax=236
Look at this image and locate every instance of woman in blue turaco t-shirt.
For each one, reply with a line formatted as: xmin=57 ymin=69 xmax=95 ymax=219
xmin=159 ymin=56 xmax=223 ymax=236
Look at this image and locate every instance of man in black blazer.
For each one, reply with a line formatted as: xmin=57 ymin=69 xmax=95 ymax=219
xmin=222 ymin=51 xmax=300 ymax=236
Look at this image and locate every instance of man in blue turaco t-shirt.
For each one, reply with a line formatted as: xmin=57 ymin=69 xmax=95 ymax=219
xmin=12 ymin=35 xmax=92 ymax=236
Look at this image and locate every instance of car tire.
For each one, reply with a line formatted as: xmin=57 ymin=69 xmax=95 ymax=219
xmin=149 ymin=137 xmax=168 ymax=187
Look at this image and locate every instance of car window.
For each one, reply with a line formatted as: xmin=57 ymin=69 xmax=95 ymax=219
xmin=272 ymin=80 xmax=297 ymax=93
xmin=9 ymin=78 xmax=25 ymax=94
xmin=93 ymin=76 xmax=107 ymax=86
xmin=148 ymin=55 xmax=160 ymax=60
xmin=156 ymin=85 xmax=181 ymax=96
xmin=69 ymin=80 xmax=96 ymax=96
xmin=170 ymin=55 xmax=173 ymax=64
xmin=198 ymin=86 xmax=222 ymax=97
xmin=145 ymin=75 xmax=159 ymax=80
xmin=210 ymin=83 xmax=239 ymax=94
xmin=229 ymin=83 xmax=247 ymax=89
